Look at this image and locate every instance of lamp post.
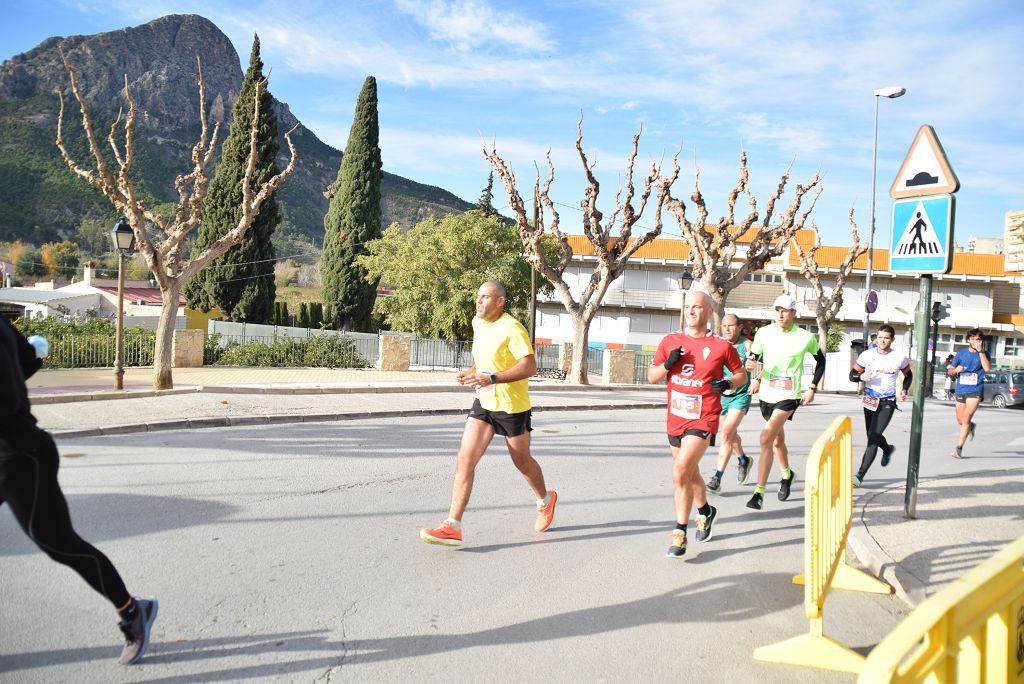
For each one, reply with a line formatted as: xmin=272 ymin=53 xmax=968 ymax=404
xmin=677 ymin=265 xmax=694 ymax=327
xmin=862 ymin=85 xmax=907 ymax=344
xmin=110 ymin=217 xmax=136 ymax=390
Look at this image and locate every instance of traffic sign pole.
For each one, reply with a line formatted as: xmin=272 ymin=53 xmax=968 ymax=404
xmin=905 ymin=274 xmax=933 ymax=519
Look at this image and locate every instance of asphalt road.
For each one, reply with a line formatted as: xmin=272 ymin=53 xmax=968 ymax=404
xmin=1 ymin=396 xmax=1020 ymax=682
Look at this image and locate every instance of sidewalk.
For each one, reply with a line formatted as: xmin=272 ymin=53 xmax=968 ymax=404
xmin=28 ymin=366 xmax=1024 ymax=610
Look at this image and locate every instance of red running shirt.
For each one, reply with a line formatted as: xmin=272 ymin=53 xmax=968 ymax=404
xmin=652 ymin=332 xmax=743 ymax=435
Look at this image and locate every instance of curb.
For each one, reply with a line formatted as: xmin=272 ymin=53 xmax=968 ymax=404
xmin=31 ymin=381 xmax=663 ymax=404
xmin=31 ymin=388 xmax=199 ymax=404
xmin=848 ymin=487 xmax=929 ymax=609
xmin=51 ymin=401 xmax=666 ymax=439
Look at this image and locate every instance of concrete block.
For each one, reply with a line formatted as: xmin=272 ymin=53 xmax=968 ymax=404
xmin=602 ymin=348 xmax=636 ymax=385
xmin=173 ymin=329 xmax=205 ymax=368
xmin=378 ymin=335 xmax=412 ymax=371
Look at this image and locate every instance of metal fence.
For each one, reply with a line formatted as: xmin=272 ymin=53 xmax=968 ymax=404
xmin=633 ymin=350 xmax=656 ymax=384
xmin=44 ymin=333 xmax=156 ymax=369
xmin=409 ymin=337 xmax=471 ymax=370
xmin=535 ymin=342 xmax=560 ymax=370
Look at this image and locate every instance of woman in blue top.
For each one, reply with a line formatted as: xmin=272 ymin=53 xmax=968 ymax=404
xmin=947 ymin=328 xmax=991 ymax=458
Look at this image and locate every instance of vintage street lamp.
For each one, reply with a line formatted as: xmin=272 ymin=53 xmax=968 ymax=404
xmin=862 ymin=85 xmax=907 ymax=344
xmin=110 ymin=217 xmax=136 ymax=390
xmin=677 ymin=266 xmax=694 ymax=327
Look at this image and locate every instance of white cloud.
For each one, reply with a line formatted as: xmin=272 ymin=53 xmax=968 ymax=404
xmin=393 ymin=0 xmax=555 ymax=53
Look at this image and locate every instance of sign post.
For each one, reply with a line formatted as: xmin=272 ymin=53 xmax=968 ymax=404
xmin=887 ymin=125 xmax=959 ymax=519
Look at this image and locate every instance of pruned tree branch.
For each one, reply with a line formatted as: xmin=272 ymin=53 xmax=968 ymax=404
xmin=54 ymin=50 xmax=297 ymax=389
xmin=484 ymin=119 xmax=669 ymax=383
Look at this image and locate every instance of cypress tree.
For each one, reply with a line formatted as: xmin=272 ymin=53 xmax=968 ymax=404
xmin=478 ymin=171 xmax=497 ymax=216
xmin=184 ymin=34 xmax=280 ymax=322
xmin=297 ymin=302 xmax=310 ymax=328
xmin=320 ymin=76 xmax=382 ymax=331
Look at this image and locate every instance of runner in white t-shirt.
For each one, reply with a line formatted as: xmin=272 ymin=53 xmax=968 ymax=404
xmin=848 ymin=324 xmax=912 ymax=486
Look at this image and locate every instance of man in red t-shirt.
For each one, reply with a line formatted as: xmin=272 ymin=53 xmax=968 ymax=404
xmin=649 ymin=291 xmax=747 ymax=558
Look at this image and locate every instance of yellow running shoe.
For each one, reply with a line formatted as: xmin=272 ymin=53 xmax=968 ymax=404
xmin=534 ymin=490 xmax=558 ymax=532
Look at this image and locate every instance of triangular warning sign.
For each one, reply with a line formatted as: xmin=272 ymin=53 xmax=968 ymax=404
xmin=890 ymin=125 xmax=959 ymax=199
xmin=892 ymin=201 xmax=945 ymax=257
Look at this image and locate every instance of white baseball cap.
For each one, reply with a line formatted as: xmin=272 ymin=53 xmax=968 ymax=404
xmin=772 ymin=294 xmax=797 ymax=311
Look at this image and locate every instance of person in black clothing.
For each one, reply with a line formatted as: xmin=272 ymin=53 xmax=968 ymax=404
xmin=0 ymin=317 xmax=157 ymax=665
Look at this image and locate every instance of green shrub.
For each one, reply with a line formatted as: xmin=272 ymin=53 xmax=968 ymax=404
xmin=211 ymin=333 xmax=368 ymax=368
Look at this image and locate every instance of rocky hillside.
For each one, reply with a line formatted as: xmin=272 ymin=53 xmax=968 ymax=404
xmin=0 ymin=14 xmax=472 ymax=248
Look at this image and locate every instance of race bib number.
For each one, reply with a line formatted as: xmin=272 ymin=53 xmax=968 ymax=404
xmin=768 ymin=375 xmax=794 ymax=392
xmin=861 ymin=394 xmax=880 ymax=411
xmin=959 ymin=372 xmax=978 ymax=386
xmin=670 ymin=390 xmax=702 ymax=420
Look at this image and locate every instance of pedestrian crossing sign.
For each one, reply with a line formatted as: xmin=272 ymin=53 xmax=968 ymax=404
xmin=889 ymin=194 xmax=955 ymax=274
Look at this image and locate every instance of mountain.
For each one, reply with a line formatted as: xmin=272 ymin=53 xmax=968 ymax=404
xmin=0 ymin=14 xmax=473 ymax=250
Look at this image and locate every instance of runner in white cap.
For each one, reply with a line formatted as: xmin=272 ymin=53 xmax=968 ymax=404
xmin=744 ymin=293 xmax=826 ymax=510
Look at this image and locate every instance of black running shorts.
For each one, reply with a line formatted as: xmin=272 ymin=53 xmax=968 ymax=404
xmin=759 ymin=399 xmax=799 ymax=421
xmin=668 ymin=429 xmax=716 ymax=448
xmin=954 ymin=391 xmax=982 ymax=403
xmin=468 ymin=399 xmax=532 ymax=437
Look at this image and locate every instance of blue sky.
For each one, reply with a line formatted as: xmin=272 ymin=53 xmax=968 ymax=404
xmin=2 ymin=0 xmax=1022 ymax=247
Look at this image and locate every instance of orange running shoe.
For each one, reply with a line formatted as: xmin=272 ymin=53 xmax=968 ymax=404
xmin=420 ymin=521 xmax=462 ymax=546
xmin=534 ymin=490 xmax=558 ymax=532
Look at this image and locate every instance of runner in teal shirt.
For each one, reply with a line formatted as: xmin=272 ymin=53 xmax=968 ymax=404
xmin=706 ymin=314 xmax=754 ymax=493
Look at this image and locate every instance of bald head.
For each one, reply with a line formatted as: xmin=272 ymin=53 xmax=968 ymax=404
xmin=719 ymin=312 xmax=740 ymax=342
xmin=682 ymin=290 xmax=713 ymax=333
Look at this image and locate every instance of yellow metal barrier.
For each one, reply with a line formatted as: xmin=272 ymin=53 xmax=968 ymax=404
xmin=859 ymin=534 xmax=1024 ymax=683
xmin=754 ymin=415 xmax=892 ymax=673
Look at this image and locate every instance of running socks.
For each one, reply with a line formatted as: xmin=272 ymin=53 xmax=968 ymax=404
xmin=445 ymin=517 xmax=462 ymax=530
xmin=697 ymin=503 xmax=712 ymax=517
xmin=675 ymin=523 xmax=687 ymax=532
xmin=713 ymin=470 xmax=724 ymax=479
xmin=754 ymin=485 xmax=766 ymax=496
xmin=737 ymin=455 xmax=749 ymax=466
xmin=537 ymin=493 xmax=552 ymax=507
xmin=117 ymin=598 xmax=138 ymax=622
xmin=781 ymin=468 xmax=793 ymax=479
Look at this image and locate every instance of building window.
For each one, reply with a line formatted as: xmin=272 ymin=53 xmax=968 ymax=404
xmin=1005 ymin=337 xmax=1024 ymax=357
xmin=651 ymin=314 xmax=675 ymax=333
xmin=624 ymin=269 xmax=646 ymax=290
xmin=629 ymin=313 xmax=651 ymax=333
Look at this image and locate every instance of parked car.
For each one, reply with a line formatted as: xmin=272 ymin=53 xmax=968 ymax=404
xmin=982 ymin=370 xmax=1024 ymax=408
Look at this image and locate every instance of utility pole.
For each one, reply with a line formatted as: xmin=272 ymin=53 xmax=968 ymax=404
xmin=530 ymin=184 xmax=539 ymax=344
xmin=905 ymin=274 xmax=932 ymax=518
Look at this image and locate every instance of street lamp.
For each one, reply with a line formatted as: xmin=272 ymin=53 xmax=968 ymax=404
xmin=110 ymin=217 xmax=136 ymax=390
xmin=677 ymin=265 xmax=694 ymax=327
xmin=862 ymin=85 xmax=907 ymax=344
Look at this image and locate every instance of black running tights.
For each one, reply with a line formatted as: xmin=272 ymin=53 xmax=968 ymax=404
xmin=0 ymin=432 xmax=131 ymax=609
xmin=858 ymin=402 xmax=897 ymax=478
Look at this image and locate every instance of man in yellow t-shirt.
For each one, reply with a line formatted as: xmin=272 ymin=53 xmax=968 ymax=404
xmin=420 ymin=281 xmax=557 ymax=547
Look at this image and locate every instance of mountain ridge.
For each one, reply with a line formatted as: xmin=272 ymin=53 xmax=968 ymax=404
xmin=0 ymin=14 xmax=473 ymax=247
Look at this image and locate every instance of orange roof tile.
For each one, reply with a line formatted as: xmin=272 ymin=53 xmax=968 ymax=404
xmin=561 ymin=231 xmax=1009 ymax=277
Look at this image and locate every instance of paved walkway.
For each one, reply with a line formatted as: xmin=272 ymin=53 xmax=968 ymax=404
xmin=26 ymin=366 xmax=1024 ymax=612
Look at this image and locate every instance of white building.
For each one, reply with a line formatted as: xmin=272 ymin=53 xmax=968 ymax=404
xmin=534 ymin=230 xmax=1024 ymax=367
xmin=0 ymin=264 xmax=184 ymax=330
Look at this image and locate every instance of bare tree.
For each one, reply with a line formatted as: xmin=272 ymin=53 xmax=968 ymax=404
xmin=658 ymin=150 xmax=822 ymax=329
xmin=789 ymin=210 xmax=867 ymax=353
xmin=484 ymin=116 xmax=672 ymax=384
xmin=55 ymin=51 xmax=298 ymax=389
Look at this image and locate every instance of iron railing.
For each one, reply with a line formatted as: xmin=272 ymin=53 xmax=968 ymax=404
xmin=44 ymin=333 xmax=156 ymax=369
